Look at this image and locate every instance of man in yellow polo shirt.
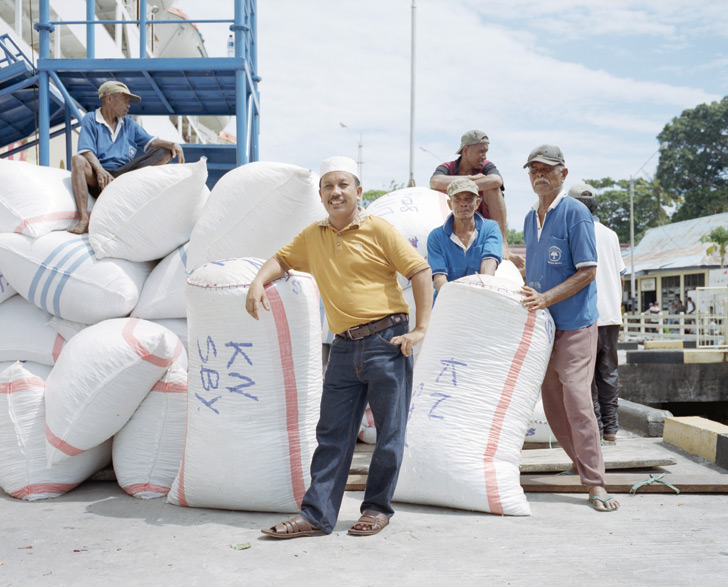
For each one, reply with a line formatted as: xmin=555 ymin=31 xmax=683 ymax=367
xmin=246 ymin=156 xmax=432 ymax=539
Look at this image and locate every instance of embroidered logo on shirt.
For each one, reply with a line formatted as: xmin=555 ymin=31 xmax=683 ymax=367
xmin=127 ymin=144 xmax=137 ymax=159
xmin=548 ymin=246 xmax=562 ymax=264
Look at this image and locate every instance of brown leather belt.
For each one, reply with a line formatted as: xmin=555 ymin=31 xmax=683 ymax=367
xmin=338 ymin=313 xmax=409 ymax=340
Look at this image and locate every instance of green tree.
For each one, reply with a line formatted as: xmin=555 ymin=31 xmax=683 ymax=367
xmin=701 ymin=226 xmax=728 ymax=268
xmin=580 ymin=177 xmax=667 ymax=243
xmin=362 ymin=180 xmax=405 ymax=206
xmin=656 ymin=96 xmax=728 ymax=222
xmin=507 ymin=229 xmax=524 ymax=244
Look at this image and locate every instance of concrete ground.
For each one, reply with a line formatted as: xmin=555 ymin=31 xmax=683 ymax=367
xmin=2 ymin=439 xmax=727 ymax=587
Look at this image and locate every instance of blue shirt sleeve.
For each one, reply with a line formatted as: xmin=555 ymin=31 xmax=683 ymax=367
xmin=479 ymin=220 xmax=503 ymax=264
xmin=426 ymin=229 xmax=447 ymax=276
xmin=76 ymin=112 xmax=98 ymax=155
xmin=569 ymin=215 xmax=598 ymax=268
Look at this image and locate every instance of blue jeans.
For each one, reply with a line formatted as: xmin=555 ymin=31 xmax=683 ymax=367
xmin=300 ymin=322 xmax=412 ymax=533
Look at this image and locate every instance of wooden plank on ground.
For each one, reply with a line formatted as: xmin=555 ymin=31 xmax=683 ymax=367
xmin=520 ymin=438 xmax=676 ymax=472
xmin=521 ymin=473 xmax=728 ymax=493
xmin=346 ymin=474 xmax=367 ymax=491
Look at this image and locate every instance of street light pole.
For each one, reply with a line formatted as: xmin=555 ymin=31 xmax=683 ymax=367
xmin=339 ymin=122 xmax=363 ymax=185
xmin=629 ymin=141 xmax=668 ymax=313
xmin=407 ymin=0 xmax=417 ymax=187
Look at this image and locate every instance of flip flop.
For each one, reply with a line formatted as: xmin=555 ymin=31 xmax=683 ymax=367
xmin=589 ymin=495 xmax=619 ymax=512
xmin=261 ymin=514 xmax=326 ymax=539
xmin=348 ymin=510 xmax=390 ymax=536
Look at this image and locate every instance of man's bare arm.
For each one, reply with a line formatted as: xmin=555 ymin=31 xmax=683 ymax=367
xmin=149 ymin=138 xmax=185 ymax=164
xmin=245 ymin=257 xmax=287 ymax=320
xmin=520 ymin=266 xmax=597 ymax=311
xmin=391 ymin=267 xmax=433 ymax=357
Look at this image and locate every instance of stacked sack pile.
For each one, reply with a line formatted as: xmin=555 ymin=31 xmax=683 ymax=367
xmin=0 ymin=158 xmax=204 ymax=500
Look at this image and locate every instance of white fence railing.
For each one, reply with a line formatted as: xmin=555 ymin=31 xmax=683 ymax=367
xmin=621 ymin=313 xmax=726 ymax=347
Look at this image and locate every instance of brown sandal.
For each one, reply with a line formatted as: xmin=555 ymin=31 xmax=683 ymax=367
xmin=261 ymin=514 xmax=325 ymax=539
xmin=348 ymin=509 xmax=390 ymax=536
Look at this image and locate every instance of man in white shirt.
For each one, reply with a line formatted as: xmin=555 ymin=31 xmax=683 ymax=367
xmin=569 ymin=183 xmax=626 ymax=443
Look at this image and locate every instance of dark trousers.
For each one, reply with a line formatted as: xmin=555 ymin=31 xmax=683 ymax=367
xmin=299 ymin=322 xmax=412 ymax=534
xmin=592 ymin=324 xmax=620 ymax=436
xmin=90 ymin=148 xmax=171 ymax=196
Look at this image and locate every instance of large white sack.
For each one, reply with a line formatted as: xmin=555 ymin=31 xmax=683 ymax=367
xmin=394 ymin=274 xmax=555 ymax=516
xmin=151 ymin=318 xmax=188 ymax=352
xmin=0 ymin=296 xmax=65 ymax=365
xmin=186 ymin=161 xmax=324 ymax=270
xmin=525 ymin=395 xmax=555 ymax=444
xmin=89 ymin=159 xmax=208 ymax=262
xmin=168 ymin=257 xmax=322 ymax=512
xmin=44 ymin=318 xmax=186 ymax=466
xmin=0 ymin=362 xmax=111 ymax=500
xmin=132 ymin=243 xmax=189 ymax=319
xmin=366 ymin=187 xmax=450 ymax=288
xmin=0 ymin=270 xmax=16 ymax=303
xmin=0 ymin=361 xmax=52 ymax=379
xmin=0 ymin=232 xmax=153 ymax=323
xmin=113 ymin=361 xmax=188 ymax=499
xmin=0 ymin=159 xmax=95 ymax=237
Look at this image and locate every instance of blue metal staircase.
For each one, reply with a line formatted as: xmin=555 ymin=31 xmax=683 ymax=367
xmin=0 ymin=0 xmax=259 ymax=187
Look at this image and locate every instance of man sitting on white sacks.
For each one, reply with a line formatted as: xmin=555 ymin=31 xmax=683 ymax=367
xmin=246 ymin=156 xmax=432 ymax=538
xmin=519 ymin=144 xmax=619 ymax=512
xmin=68 ymin=81 xmax=185 ymax=234
xmin=427 ymin=177 xmax=502 ymax=300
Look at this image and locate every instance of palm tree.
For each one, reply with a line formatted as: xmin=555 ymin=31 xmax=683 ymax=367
xmin=701 ymin=227 xmax=728 ymax=268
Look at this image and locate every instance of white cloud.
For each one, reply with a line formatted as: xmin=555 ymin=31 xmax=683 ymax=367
xmin=174 ymin=0 xmax=724 ymax=229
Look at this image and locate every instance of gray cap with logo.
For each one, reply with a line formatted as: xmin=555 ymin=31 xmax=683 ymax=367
xmin=523 ymin=144 xmax=565 ymax=168
xmin=457 ymin=129 xmax=490 ymax=154
xmin=446 ymin=178 xmax=480 ymax=198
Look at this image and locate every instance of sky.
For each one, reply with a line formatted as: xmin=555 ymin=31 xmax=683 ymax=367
xmin=174 ymin=0 xmax=727 ymax=230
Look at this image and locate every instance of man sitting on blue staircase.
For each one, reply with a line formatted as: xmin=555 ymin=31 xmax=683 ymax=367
xmin=68 ymin=81 xmax=184 ymax=234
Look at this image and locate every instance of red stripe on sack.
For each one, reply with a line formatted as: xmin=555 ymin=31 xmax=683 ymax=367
xmin=45 ymin=424 xmax=85 ymax=457
xmin=121 ymin=318 xmax=179 ymax=368
xmin=14 ymin=211 xmax=79 ymax=233
xmin=152 ymin=381 xmax=187 ymax=394
xmin=52 ymin=333 xmax=65 ymax=363
xmin=0 ymin=376 xmax=45 ymax=393
xmin=176 ymin=447 xmax=188 ymax=507
xmin=482 ymin=310 xmax=538 ymax=514
xmin=10 ymin=482 xmax=79 ymax=499
xmin=266 ymin=284 xmax=306 ymax=509
xmin=365 ymin=407 xmax=375 ymax=427
xmin=122 ymin=482 xmax=170 ymax=496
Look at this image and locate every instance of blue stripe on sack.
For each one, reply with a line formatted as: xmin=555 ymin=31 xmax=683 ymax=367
xmin=28 ymin=236 xmax=88 ymax=306
xmin=52 ymin=248 xmax=95 ymax=316
xmin=38 ymin=241 xmax=92 ymax=313
xmin=178 ymin=244 xmax=188 ymax=269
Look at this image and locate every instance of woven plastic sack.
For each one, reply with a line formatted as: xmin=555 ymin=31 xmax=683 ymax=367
xmin=113 ymin=361 xmax=188 ymax=499
xmin=0 ymin=270 xmax=16 ymax=303
xmin=132 ymin=243 xmax=189 ymax=319
xmin=89 ymin=159 xmax=208 ymax=262
xmin=367 ymin=187 xmax=450 ymax=288
xmin=358 ymin=406 xmax=376 ymax=444
xmin=0 ymin=232 xmax=153 ymax=323
xmin=44 ymin=318 xmax=186 ymax=466
xmin=0 ymin=159 xmax=95 ymax=237
xmin=525 ymin=395 xmax=555 ymax=444
xmin=0 ymin=361 xmax=51 ymax=379
xmin=151 ymin=318 xmax=188 ymax=352
xmin=394 ymin=274 xmax=554 ymax=516
xmin=186 ymin=161 xmax=324 ymax=270
xmin=0 ymin=362 xmax=111 ymax=500
xmin=167 ymin=257 xmax=322 ymax=512
xmin=0 ymin=296 xmax=65 ymax=365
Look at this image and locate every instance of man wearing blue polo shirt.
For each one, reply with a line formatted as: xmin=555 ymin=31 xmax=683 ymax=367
xmin=520 ymin=144 xmax=619 ymax=512
xmin=427 ymin=178 xmax=502 ymax=299
xmin=68 ymin=81 xmax=185 ymax=234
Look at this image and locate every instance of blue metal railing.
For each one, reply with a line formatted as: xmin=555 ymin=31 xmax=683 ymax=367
xmin=30 ymin=0 xmax=259 ymax=169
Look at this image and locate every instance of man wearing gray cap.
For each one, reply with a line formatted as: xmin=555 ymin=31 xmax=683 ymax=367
xmin=520 ymin=145 xmax=619 ymax=512
xmin=568 ymin=182 xmax=626 ymax=444
xmin=246 ymin=156 xmax=432 ymax=538
xmin=427 ymin=178 xmax=502 ymax=299
xmin=68 ymin=80 xmax=185 ymax=234
xmin=430 ymin=130 xmax=522 ymax=268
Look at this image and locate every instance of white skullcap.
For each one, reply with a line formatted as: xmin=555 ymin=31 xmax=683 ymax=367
xmin=319 ymin=156 xmax=359 ymax=181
